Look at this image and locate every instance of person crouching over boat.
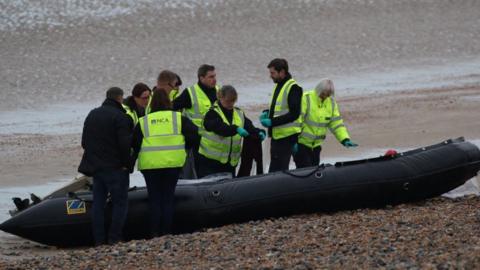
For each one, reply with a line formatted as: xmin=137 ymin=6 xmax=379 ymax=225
xmin=123 ymin=83 xmax=151 ymax=127
xmin=131 ymin=89 xmax=198 ymax=238
xmin=197 ymin=85 xmax=265 ymax=178
xmin=294 ymin=79 xmax=358 ymax=168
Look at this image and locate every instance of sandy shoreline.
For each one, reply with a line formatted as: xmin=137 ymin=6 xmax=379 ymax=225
xmin=1 ymin=84 xmax=479 ymax=188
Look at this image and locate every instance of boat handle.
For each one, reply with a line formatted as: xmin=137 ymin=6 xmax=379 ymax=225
xmin=403 ymin=182 xmax=409 ymax=191
xmin=211 ymin=190 xmax=221 ymax=197
xmin=314 ymin=172 xmax=323 ymax=179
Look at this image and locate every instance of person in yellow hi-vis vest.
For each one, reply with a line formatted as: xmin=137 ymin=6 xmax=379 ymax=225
xmin=197 ymin=85 xmax=265 ymax=178
xmin=131 ymin=89 xmax=198 ymax=238
xmin=122 ymin=83 xmax=151 ymax=127
xmin=173 ymin=64 xmax=220 ymax=175
xmin=293 ymin=79 xmax=358 ymax=168
xmin=260 ymin=58 xmax=303 ymax=173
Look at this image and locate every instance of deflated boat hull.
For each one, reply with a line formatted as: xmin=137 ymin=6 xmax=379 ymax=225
xmin=1 ymin=138 xmax=480 ymax=247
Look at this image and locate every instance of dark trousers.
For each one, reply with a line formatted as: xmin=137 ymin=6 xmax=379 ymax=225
xmin=293 ymin=144 xmax=322 ymax=168
xmin=181 ymin=149 xmax=198 ymax=179
xmin=192 ymin=136 xmax=201 ymax=178
xmin=142 ymin=168 xmax=180 ymax=237
xmin=268 ymin=135 xmax=298 ymax=173
xmin=197 ymin=154 xmax=235 ymax=178
xmin=237 ymin=137 xmax=263 ymax=177
xmin=92 ymin=169 xmax=129 ymax=245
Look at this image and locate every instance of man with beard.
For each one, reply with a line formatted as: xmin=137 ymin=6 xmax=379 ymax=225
xmin=260 ymin=58 xmax=303 ymax=173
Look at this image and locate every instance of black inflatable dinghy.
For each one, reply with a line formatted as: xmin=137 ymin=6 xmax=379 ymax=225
xmin=1 ymin=138 xmax=479 ymax=247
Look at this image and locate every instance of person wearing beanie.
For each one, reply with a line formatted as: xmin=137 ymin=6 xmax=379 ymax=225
xmin=293 ymin=78 xmax=358 ymax=168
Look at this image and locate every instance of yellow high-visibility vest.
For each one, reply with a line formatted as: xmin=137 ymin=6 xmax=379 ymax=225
xmin=199 ymin=103 xmax=245 ymax=167
xmin=169 ymin=89 xmax=179 ymax=102
xmin=183 ymin=84 xmax=219 ymax=133
xmin=123 ymin=104 xmax=139 ymax=126
xmin=298 ymin=91 xmax=350 ymax=149
xmin=270 ymin=78 xmax=302 ymax=139
xmin=138 ymin=110 xmax=186 ymax=170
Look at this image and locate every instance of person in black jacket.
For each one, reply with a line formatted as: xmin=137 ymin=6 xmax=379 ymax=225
xmin=131 ymin=89 xmax=198 ymax=237
xmin=78 ymin=87 xmax=132 ymax=246
xmin=260 ymin=58 xmax=302 ymax=173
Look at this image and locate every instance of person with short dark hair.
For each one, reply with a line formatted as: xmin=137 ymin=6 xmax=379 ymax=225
xmin=172 ymin=64 xmax=219 ymax=176
xmin=78 ymin=87 xmax=132 ymax=246
xmin=146 ymin=71 xmax=183 ymax=115
xmin=131 ymin=89 xmax=198 ymax=237
xmin=156 ymin=70 xmax=182 ymax=101
xmin=173 ymin=64 xmax=218 ymax=122
xmin=260 ymin=58 xmax=303 ymax=173
xmin=198 ymin=85 xmax=265 ymax=178
xmin=123 ymin=83 xmax=151 ymax=127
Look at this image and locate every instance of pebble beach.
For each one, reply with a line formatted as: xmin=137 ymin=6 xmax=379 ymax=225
xmin=2 ymin=196 xmax=480 ymax=269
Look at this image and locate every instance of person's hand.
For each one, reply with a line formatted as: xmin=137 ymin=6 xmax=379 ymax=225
xmin=292 ymin=143 xmax=299 ymax=154
xmin=342 ymin=139 xmax=358 ymax=148
xmin=236 ymin=127 xmax=250 ymax=137
xmin=259 ymin=110 xmax=269 ymax=120
xmin=258 ymin=110 xmax=268 ymax=121
xmin=260 ymin=118 xmax=272 ymax=127
xmin=258 ymin=130 xmax=266 ymax=141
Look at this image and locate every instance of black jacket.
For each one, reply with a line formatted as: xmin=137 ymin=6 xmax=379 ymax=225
xmin=203 ymin=103 xmax=261 ymax=138
xmin=131 ymin=111 xmax=199 ymax=168
xmin=172 ymin=81 xmax=217 ymax=111
xmin=267 ymin=73 xmax=303 ymax=137
xmin=78 ymin=98 xmax=132 ymax=176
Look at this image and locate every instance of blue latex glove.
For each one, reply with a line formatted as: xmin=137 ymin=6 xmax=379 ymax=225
xmin=258 ymin=130 xmax=266 ymax=141
xmin=342 ymin=139 xmax=358 ymax=148
xmin=236 ymin=127 xmax=250 ymax=137
xmin=260 ymin=118 xmax=272 ymax=127
xmin=259 ymin=110 xmax=269 ymax=120
xmin=292 ymin=143 xmax=299 ymax=154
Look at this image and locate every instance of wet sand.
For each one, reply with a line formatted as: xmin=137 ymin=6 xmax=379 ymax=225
xmin=1 ymin=85 xmax=479 ymax=188
xmin=1 ymin=0 xmax=480 ymax=110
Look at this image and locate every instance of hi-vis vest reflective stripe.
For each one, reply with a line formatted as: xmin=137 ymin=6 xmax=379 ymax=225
xmin=183 ymin=84 xmax=219 ymax=132
xmin=270 ymin=78 xmax=302 ymax=139
xmin=298 ymin=91 xmax=350 ymax=149
xmin=169 ymin=89 xmax=179 ymax=102
xmin=138 ymin=111 xmax=186 ymax=170
xmin=199 ymin=104 xmax=245 ymax=167
xmin=123 ymin=104 xmax=139 ymax=126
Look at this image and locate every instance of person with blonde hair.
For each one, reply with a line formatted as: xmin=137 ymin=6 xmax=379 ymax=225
xmin=294 ymin=78 xmax=358 ymax=168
